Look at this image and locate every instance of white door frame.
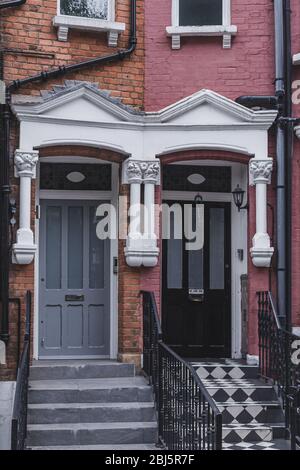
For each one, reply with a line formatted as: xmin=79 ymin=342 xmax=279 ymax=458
xmin=162 ymin=160 xmax=248 ymax=359
xmin=33 ymin=156 xmax=119 ymax=360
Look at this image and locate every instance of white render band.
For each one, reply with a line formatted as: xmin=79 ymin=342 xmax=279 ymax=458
xmin=249 ymin=158 xmax=274 ymax=267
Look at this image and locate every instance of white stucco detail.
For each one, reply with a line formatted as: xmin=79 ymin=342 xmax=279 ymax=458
xmin=124 ymin=160 xmax=160 ymax=267
xmin=12 ymin=150 xmax=38 ymax=265
xmin=11 ymin=83 xmax=277 ymax=268
xmin=249 ymin=158 xmax=274 ymax=267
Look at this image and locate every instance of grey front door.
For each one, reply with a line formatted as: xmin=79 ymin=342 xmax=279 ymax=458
xmin=39 ymin=200 xmax=110 ymax=358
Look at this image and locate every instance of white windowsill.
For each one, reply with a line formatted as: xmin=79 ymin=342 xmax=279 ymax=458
xmin=53 ymin=15 xmax=126 ymax=47
xmin=166 ymin=25 xmax=237 ymax=49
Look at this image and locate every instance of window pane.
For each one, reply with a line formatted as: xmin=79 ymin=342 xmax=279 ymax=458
xmin=209 ymin=208 xmax=225 ymax=290
xmin=40 ymin=163 xmax=111 ymax=191
xmin=68 ymin=207 xmax=83 ymax=289
xmin=46 ymin=207 xmax=62 ymax=289
xmin=89 ymin=206 xmax=104 ymax=289
xmin=189 ymin=249 xmax=204 ymax=289
xmin=60 ymin=0 xmax=108 ymax=19
xmin=179 ymin=0 xmax=223 ymax=26
xmin=167 ymin=212 xmax=182 ymax=289
xmin=188 ymin=205 xmax=204 ymax=289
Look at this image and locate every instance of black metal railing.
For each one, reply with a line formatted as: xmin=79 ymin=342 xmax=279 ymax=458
xmin=11 ymin=290 xmax=32 ymax=450
xmin=258 ymin=291 xmax=300 ymax=450
xmin=142 ymin=291 xmax=222 ymax=450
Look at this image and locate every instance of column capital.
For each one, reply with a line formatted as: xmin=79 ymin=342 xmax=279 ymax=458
xmin=14 ymin=149 xmax=39 ymax=179
xmin=249 ymin=158 xmax=273 ymax=185
xmin=124 ymin=160 xmax=160 ymax=185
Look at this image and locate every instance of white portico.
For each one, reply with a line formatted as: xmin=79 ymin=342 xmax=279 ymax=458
xmin=11 ymin=81 xmax=277 ymax=268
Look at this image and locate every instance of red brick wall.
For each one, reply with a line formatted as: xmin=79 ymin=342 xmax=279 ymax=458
xmin=1 ymin=0 xmax=145 ymax=378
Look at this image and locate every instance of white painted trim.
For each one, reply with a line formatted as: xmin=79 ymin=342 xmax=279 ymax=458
xmin=54 ymin=0 xmax=124 ymax=46
xmin=33 ymin=160 xmax=119 ymax=360
xmin=162 ymin=161 xmax=248 ymax=359
xmin=167 ymin=0 xmax=237 ymax=49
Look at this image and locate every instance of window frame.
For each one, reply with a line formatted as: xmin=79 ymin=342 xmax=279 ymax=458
xmin=166 ymin=0 xmax=237 ymax=50
xmin=54 ymin=0 xmax=125 ymax=46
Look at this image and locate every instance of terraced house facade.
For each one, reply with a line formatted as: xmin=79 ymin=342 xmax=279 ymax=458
xmin=0 ymin=0 xmax=299 ymax=451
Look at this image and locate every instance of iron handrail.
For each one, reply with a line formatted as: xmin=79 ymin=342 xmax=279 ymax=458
xmin=11 ymin=290 xmax=32 ymax=450
xmin=142 ymin=290 xmax=222 ymax=450
xmin=258 ymin=290 xmax=300 ymax=450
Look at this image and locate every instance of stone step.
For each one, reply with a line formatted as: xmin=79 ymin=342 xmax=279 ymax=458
xmin=222 ymin=423 xmax=285 ymax=443
xmin=192 ymin=363 xmax=259 ymax=380
xmin=27 ymin=422 xmax=158 ymax=447
xmin=218 ymin=402 xmax=284 ymax=425
xmin=28 ymin=402 xmax=156 ymax=424
xmin=28 ymin=377 xmax=153 ymax=404
xmin=29 ymin=444 xmax=159 ymax=450
xmin=30 ymin=361 xmax=135 ymax=381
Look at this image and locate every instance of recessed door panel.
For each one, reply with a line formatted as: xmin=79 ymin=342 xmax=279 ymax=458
xmin=44 ymin=305 xmax=62 ymax=350
xmin=88 ymin=304 xmax=105 ymax=348
xmin=39 ymin=199 xmax=110 ymax=357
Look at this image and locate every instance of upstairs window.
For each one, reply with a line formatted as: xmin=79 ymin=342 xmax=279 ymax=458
xmin=54 ymin=0 xmax=125 ymax=46
xmin=179 ymin=0 xmax=223 ymax=27
xmin=60 ymin=0 xmax=108 ymax=20
xmin=166 ymin=0 xmax=237 ymax=50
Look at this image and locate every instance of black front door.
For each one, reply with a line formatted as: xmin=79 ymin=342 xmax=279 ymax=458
xmin=162 ymin=201 xmax=231 ymax=357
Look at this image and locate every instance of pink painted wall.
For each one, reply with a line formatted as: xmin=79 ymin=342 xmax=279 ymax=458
xmin=142 ymin=0 xmax=291 ymax=355
xmin=145 ymin=0 xmax=275 ymax=112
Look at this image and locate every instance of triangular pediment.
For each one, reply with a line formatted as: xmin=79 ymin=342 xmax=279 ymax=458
xmin=12 ymin=80 xmax=141 ymax=124
xmin=152 ymin=89 xmax=276 ymax=126
xmin=12 ymin=82 xmax=277 ymax=130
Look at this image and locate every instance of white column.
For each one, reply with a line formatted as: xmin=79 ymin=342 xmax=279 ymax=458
xmin=144 ymin=182 xmax=155 ymax=239
xmin=124 ymin=161 xmax=143 ymax=267
xmin=13 ymin=150 xmax=39 ymax=265
xmin=249 ymin=158 xmax=274 ymax=267
xmin=123 ymin=160 xmax=160 ymax=267
xmin=129 ymin=182 xmax=142 ymax=239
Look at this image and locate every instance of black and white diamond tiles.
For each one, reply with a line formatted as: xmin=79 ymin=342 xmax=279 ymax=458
xmin=218 ymin=402 xmax=282 ymax=425
xmin=193 ymin=362 xmax=259 ymax=380
xmin=191 ymin=360 xmax=287 ymax=450
xmin=223 ymin=441 xmax=281 ymax=451
xmin=223 ymin=423 xmax=272 ymax=443
xmin=203 ymin=378 xmax=276 ymax=403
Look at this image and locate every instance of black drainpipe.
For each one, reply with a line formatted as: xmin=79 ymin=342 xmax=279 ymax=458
xmin=0 ymin=0 xmax=26 ymax=9
xmin=0 ymin=0 xmax=137 ymax=343
xmin=283 ymin=0 xmax=292 ymax=332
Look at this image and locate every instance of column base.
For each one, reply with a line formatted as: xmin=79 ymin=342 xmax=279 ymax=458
xmin=250 ymin=247 xmax=274 ymax=268
xmin=12 ymin=243 xmax=37 ymax=265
